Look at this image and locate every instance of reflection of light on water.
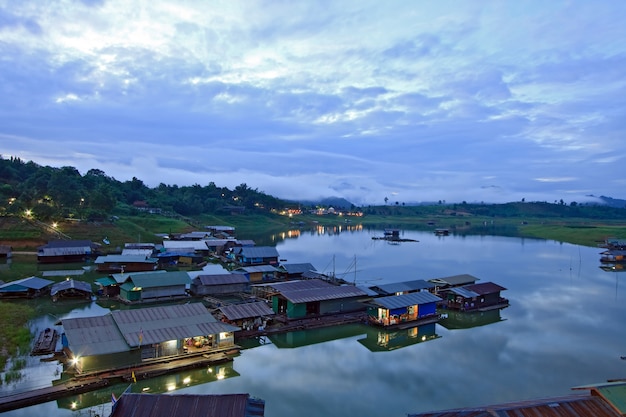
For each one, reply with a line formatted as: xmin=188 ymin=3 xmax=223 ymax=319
xmin=70 ymin=402 xmax=77 ymax=409
xmin=142 ymin=387 xmax=150 ymax=392
xmin=216 ymin=366 xmax=226 ymax=380
xmin=167 ymin=383 xmax=176 ymax=391
xmin=183 ymin=376 xmax=191 ymax=385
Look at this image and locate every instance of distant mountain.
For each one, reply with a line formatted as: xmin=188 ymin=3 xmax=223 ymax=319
xmin=594 ymin=195 xmax=626 ymax=208
xmin=295 ymin=197 xmax=355 ymax=209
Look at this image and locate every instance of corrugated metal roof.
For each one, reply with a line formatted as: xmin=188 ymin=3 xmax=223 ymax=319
xmin=407 ymin=394 xmax=622 ymax=417
xmin=429 ymin=274 xmax=480 ymax=286
xmin=236 ymin=265 xmax=278 ymax=273
xmin=129 ymin=271 xmax=191 ymax=288
xmin=95 ymin=255 xmax=154 ymax=263
xmin=573 ymin=381 xmax=626 ymax=415
xmin=121 ymin=248 xmax=154 ymax=257
xmin=371 ymin=279 xmax=434 ymax=295
xmin=62 ymin=314 xmax=129 ymax=356
xmin=110 ymin=270 xmax=166 ymax=284
xmin=280 ymin=263 xmax=317 ymax=274
xmin=110 ymin=393 xmax=264 ymax=417
xmin=111 ymin=303 xmax=239 ymax=347
xmin=50 ymin=279 xmax=92 ymax=296
xmin=40 ymin=240 xmax=94 ymax=248
xmin=449 ymin=286 xmax=480 ymax=298
xmin=268 ymin=279 xmax=332 ymax=291
xmin=163 ymin=240 xmax=210 ymax=250
xmin=465 ymin=282 xmax=506 ymax=295
xmin=197 ymin=273 xmax=249 ymax=286
xmin=235 ymin=246 xmax=279 ymax=258
xmin=219 ymin=301 xmax=275 ymax=320
xmin=0 ymin=276 xmax=54 ymax=291
xmin=369 ymin=291 xmax=442 ymax=309
xmin=281 ymin=285 xmax=369 ymax=304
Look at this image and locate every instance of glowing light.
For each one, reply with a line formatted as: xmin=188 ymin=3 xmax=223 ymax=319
xmin=167 ymin=383 xmax=176 ymax=391
xmin=71 ymin=402 xmax=77 ymax=409
xmin=183 ymin=376 xmax=191 ymax=384
xmin=71 ymin=357 xmax=80 ymax=366
xmin=52 ymin=222 xmax=58 ymax=228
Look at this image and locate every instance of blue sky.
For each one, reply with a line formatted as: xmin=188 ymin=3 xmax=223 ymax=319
xmin=1 ymin=1 xmax=625 ymax=205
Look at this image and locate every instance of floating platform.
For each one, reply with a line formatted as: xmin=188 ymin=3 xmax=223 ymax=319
xmin=31 ymin=328 xmax=58 ymax=356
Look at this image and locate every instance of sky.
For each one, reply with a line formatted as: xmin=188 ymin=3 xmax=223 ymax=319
xmin=1 ymin=1 xmax=625 ymax=206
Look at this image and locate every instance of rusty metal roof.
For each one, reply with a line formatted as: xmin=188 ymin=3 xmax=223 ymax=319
xmin=407 ymin=393 xmax=623 ymax=417
xmin=110 ymin=393 xmax=265 ymax=417
xmin=219 ymin=301 xmax=275 ymax=320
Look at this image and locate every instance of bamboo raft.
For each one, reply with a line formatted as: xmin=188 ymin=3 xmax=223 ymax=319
xmin=31 ymin=328 xmax=58 ymax=356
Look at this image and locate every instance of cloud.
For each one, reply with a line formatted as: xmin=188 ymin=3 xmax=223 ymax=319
xmin=1 ymin=0 xmax=625 ymax=205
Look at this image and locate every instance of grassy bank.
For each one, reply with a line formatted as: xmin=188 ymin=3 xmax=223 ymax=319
xmin=0 ymin=302 xmax=34 ymax=375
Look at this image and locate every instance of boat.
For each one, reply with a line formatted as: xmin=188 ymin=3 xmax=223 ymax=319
xmin=31 ymin=328 xmax=58 ymax=356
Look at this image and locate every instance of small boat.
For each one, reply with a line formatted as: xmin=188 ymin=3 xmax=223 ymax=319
xmin=31 ymin=328 xmax=58 ymax=356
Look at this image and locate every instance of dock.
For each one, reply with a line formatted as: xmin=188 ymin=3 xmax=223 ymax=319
xmin=31 ymin=328 xmax=58 ymax=356
xmin=0 ymin=348 xmax=237 ymax=413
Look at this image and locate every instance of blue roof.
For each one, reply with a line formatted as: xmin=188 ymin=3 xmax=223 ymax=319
xmin=0 ymin=276 xmax=54 ymax=292
xmin=370 ymin=292 xmax=441 ymax=309
xmin=371 ymin=279 xmax=434 ymax=295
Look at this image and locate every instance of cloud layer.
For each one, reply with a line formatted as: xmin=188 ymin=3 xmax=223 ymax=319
xmin=1 ymin=1 xmax=625 ymax=205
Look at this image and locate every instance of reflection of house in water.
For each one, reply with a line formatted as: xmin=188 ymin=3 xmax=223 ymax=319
xmin=358 ymin=322 xmax=440 ymax=352
xmin=56 ymin=363 xmax=241 ymax=412
xmin=438 ymin=308 xmax=506 ymax=330
xmin=269 ymin=323 xmax=365 ymax=349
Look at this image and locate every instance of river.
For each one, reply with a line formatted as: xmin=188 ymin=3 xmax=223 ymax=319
xmin=1 ymin=227 xmax=625 ymax=417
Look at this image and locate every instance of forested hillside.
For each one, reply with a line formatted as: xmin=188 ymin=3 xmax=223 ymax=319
xmin=0 ymin=156 xmax=290 ymax=222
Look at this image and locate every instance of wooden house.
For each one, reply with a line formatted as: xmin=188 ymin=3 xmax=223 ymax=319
xmin=407 ymin=381 xmax=626 ymax=417
xmin=277 ymin=263 xmax=317 ymax=280
xmin=118 ymin=271 xmax=191 ymax=303
xmin=0 ymin=276 xmax=54 ymax=298
xmin=110 ymin=393 xmax=265 ymax=417
xmin=218 ymin=301 xmax=275 ymax=332
xmin=233 ymin=265 xmax=278 ymax=283
xmin=50 ymin=279 xmax=92 ymax=302
xmin=190 ymin=273 xmax=249 ymax=296
xmin=37 ymin=240 xmax=99 ymax=263
xmin=366 ymin=291 xmax=442 ymax=328
xmin=231 ymin=246 xmax=279 ymax=266
xmin=205 ymin=225 xmax=236 ymax=238
xmin=60 ymin=303 xmax=239 ymax=374
xmin=442 ymin=282 xmax=509 ymax=312
xmin=262 ymin=279 xmax=369 ymax=319
xmin=369 ymin=279 xmax=434 ymax=296
xmin=94 ymin=254 xmax=158 ymax=273
xmin=162 ymin=240 xmax=210 ymax=255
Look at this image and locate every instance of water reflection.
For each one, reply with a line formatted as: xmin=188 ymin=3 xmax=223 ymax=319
xmin=357 ymin=322 xmax=440 ymax=352
xmin=439 ymin=308 xmax=507 ymax=330
xmin=269 ymin=324 xmax=365 ymax=348
xmin=55 ymin=362 xmax=239 ymax=412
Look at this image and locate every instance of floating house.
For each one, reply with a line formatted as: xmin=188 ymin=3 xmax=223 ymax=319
xmin=118 ymin=271 xmax=191 ymax=303
xmin=37 ymin=240 xmax=99 ymax=263
xmin=600 ymin=249 xmax=626 ymax=264
xmin=369 ymin=279 xmax=435 ymax=296
xmin=190 ymin=273 xmax=249 ymax=296
xmin=366 ymin=291 xmax=442 ymax=328
xmin=94 ymin=254 xmax=158 ymax=273
xmin=231 ymin=246 xmax=280 ymax=266
xmin=233 ymin=265 xmax=278 ymax=283
xmin=429 ymin=273 xmax=480 ymax=294
xmin=95 ymin=270 xmax=167 ymax=298
xmin=110 ymin=393 xmax=265 ymax=417
xmin=0 ymin=245 xmax=12 ymax=259
xmin=162 ymin=240 xmax=211 ymax=255
xmin=0 ymin=276 xmax=54 ymax=298
xmin=407 ymin=381 xmax=626 ymax=417
xmin=442 ymin=282 xmax=509 ymax=312
xmin=61 ymin=303 xmax=239 ymax=374
xmin=262 ymin=279 xmax=369 ymax=319
xmin=218 ymin=301 xmax=275 ymax=331
xmin=277 ymin=263 xmax=318 ymax=280
xmin=50 ymin=279 xmax=92 ymax=301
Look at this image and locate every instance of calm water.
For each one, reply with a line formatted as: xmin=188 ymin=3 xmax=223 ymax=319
xmin=2 ymin=228 xmax=625 ymax=417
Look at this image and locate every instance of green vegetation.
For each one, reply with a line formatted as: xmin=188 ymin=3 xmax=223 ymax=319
xmin=0 ymin=302 xmax=35 ymax=371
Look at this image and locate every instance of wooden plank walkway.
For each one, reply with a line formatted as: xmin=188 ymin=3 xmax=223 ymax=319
xmin=0 ymin=350 xmax=236 ymax=413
